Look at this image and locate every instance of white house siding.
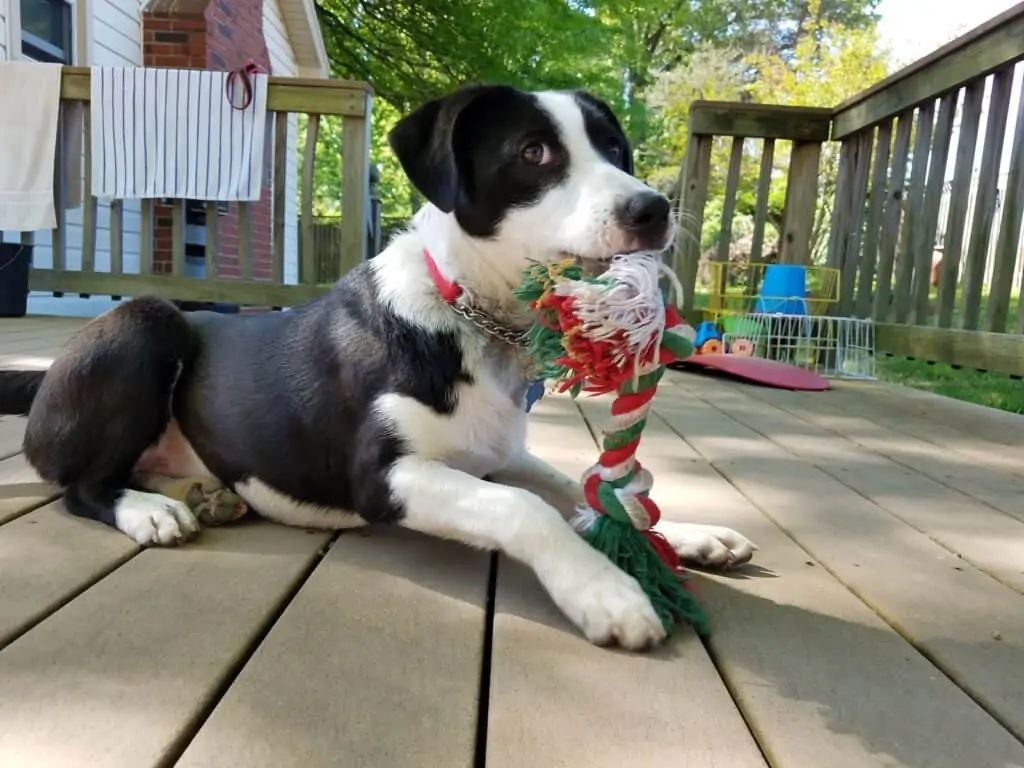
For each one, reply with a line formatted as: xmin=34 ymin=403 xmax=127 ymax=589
xmin=17 ymin=0 xmax=302 ymax=286
xmin=263 ymin=0 xmax=300 ymax=285
xmin=31 ymin=0 xmax=144 ymax=276
xmin=0 ymin=0 xmax=9 ymax=61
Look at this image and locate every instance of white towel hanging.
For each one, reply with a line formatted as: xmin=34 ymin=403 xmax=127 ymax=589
xmin=89 ymin=67 xmax=270 ymax=201
xmin=0 ymin=62 xmax=63 ymax=231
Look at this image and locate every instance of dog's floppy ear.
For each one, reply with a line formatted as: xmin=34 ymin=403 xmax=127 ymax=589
xmin=388 ymin=84 xmax=513 ymax=212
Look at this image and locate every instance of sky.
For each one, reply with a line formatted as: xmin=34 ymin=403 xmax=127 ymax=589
xmin=875 ymin=0 xmax=1020 ymax=67
xmin=875 ymin=0 xmax=1020 ymax=199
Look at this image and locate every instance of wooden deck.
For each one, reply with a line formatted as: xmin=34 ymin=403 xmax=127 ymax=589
xmin=2 ymin=316 xmax=1023 ymax=768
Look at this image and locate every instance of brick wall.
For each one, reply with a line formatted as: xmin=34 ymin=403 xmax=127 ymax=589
xmin=205 ymin=0 xmax=273 ymax=280
xmin=141 ymin=0 xmax=273 ymax=283
xmin=142 ymin=11 xmax=206 ymax=276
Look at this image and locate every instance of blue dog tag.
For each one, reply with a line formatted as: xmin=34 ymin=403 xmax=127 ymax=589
xmin=525 ymin=378 xmax=546 ymax=412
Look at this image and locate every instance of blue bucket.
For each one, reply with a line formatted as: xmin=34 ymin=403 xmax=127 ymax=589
xmin=755 ymin=264 xmax=807 ymax=315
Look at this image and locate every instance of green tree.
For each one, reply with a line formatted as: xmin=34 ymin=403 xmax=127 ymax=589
xmin=310 ymin=0 xmax=622 ymax=220
xmin=746 ymin=5 xmax=890 ymax=259
xmin=590 ymin=0 xmax=881 ymax=144
xmin=315 ymin=0 xmax=619 ymax=113
xmin=307 ymin=0 xmax=884 ymax=222
xmin=643 ymin=5 xmax=890 ymax=261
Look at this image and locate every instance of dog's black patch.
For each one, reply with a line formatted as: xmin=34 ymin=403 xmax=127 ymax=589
xmin=13 ymin=265 xmax=472 ymax=530
xmin=174 ymin=264 xmax=470 ymax=524
xmin=389 ymin=84 xmax=572 ymax=238
xmin=572 ymin=91 xmax=634 ymax=175
xmin=21 ymin=296 xmax=196 ymax=527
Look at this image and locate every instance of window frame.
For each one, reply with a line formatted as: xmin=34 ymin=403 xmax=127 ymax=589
xmin=19 ymin=0 xmax=75 ymax=64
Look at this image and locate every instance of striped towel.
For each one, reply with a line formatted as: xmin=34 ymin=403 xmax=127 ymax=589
xmin=90 ymin=67 xmax=269 ymax=201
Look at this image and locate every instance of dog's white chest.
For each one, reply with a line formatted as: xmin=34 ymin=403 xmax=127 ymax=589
xmin=373 ymin=375 xmax=528 ymax=478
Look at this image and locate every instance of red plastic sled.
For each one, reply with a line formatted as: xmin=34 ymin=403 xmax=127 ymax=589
xmin=674 ymin=354 xmax=831 ymax=391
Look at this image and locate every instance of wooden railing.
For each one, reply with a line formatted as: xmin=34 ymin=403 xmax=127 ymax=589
xmin=19 ymin=67 xmax=373 ymax=309
xmin=675 ymin=2 xmax=1024 ymax=376
xmin=673 ymin=102 xmax=832 ymax=316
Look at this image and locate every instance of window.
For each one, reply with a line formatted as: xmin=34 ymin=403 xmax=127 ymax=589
xmin=20 ymin=0 xmax=73 ymax=64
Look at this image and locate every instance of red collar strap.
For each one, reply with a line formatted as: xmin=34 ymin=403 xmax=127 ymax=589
xmin=423 ymin=249 xmax=463 ymax=304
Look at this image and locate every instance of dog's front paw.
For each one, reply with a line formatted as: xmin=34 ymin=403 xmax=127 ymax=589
xmin=114 ymin=490 xmax=200 ymax=546
xmin=548 ymin=559 xmax=666 ymax=650
xmin=657 ymin=521 xmax=757 ymax=569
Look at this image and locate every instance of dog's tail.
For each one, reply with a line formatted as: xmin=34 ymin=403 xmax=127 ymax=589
xmin=0 ymin=369 xmax=47 ymax=416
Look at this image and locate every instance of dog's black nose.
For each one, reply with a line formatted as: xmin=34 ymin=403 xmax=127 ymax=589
xmin=616 ymin=192 xmax=671 ymax=244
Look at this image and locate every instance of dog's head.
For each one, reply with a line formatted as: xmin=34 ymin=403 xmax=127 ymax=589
xmin=388 ymin=84 xmax=674 ymax=277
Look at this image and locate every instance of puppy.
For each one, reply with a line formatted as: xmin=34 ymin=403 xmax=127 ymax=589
xmin=1 ymin=84 xmax=754 ymax=649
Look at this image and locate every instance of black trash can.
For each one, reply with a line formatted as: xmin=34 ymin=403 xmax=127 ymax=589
xmin=0 ymin=242 xmax=31 ymax=318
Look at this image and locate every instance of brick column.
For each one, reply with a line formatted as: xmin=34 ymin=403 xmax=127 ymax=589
xmin=141 ymin=0 xmax=273 ymax=284
xmin=142 ymin=11 xmax=206 ymax=276
xmin=205 ymin=0 xmax=273 ymax=281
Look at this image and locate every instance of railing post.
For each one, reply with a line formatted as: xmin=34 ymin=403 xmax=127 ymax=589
xmin=871 ymin=111 xmax=912 ymax=322
xmin=936 ymin=80 xmax=984 ymax=329
xmin=369 ymin=164 xmax=383 ymax=258
xmin=985 ymin=78 xmax=1024 ymax=333
xmin=339 ymin=91 xmax=373 ymax=276
xmin=892 ymin=101 xmax=934 ymax=324
xmin=826 ymin=140 xmax=854 ymax=271
xmin=855 ymin=119 xmax=893 ymax=318
xmin=834 ymin=131 xmax=872 ymax=316
xmin=778 ymin=140 xmax=822 ymax=265
xmin=673 ymin=130 xmax=712 ymax=316
xmin=960 ymin=66 xmax=1014 ymax=330
xmin=300 ymin=114 xmax=320 ymax=285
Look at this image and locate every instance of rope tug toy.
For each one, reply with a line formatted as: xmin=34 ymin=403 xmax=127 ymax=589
xmin=515 ymin=253 xmax=710 ymax=637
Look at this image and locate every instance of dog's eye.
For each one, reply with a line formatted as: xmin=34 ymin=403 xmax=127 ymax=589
xmin=521 ymin=141 xmax=552 ymax=165
xmin=606 ymin=143 xmax=622 ymax=163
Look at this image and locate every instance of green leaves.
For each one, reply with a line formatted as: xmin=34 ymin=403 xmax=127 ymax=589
xmin=316 ymin=0 xmax=617 ymax=113
xmin=309 ymin=0 xmax=884 ymax=221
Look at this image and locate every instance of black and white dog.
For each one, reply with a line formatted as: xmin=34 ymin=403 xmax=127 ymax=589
xmin=0 ymin=84 xmax=754 ymax=649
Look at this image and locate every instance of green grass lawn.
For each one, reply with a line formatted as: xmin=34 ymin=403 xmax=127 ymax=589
xmin=874 ymin=355 xmax=1024 ymax=415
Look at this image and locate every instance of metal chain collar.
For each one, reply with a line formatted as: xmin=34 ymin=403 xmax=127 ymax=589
xmin=450 ymin=297 xmax=530 ymax=348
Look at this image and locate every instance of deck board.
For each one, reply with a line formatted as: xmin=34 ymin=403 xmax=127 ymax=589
xmin=0 ymin=501 xmax=138 ymax=648
xmin=0 ymin=452 xmax=56 ymax=523
xmin=839 ymin=379 xmax=1024 ymax=461
xmin=660 ymin=374 xmax=1024 ymax=745
xmin=742 ymin=382 xmax=1024 ymax=519
xmin=2 ymin=314 xmax=1024 ymax=766
xmin=0 ymin=522 xmax=330 ymax=768
xmin=820 ymin=382 xmax=1024 ymax=485
xmin=0 ymin=417 xmax=28 ymax=459
xmin=0 ymin=316 xmax=82 ymax=366
xmin=831 ymin=385 xmax=1024 ymax=476
xmin=710 ymin=379 xmax=1024 ymax=590
xmin=580 ymin=389 xmax=1024 ymax=768
xmin=176 ymin=528 xmax=490 ymax=768
xmin=485 ymin=396 xmax=767 ymax=768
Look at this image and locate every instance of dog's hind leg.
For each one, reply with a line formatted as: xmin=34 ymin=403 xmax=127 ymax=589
xmin=65 ymin=483 xmax=200 ymax=546
xmin=23 ymin=296 xmax=202 ymax=546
